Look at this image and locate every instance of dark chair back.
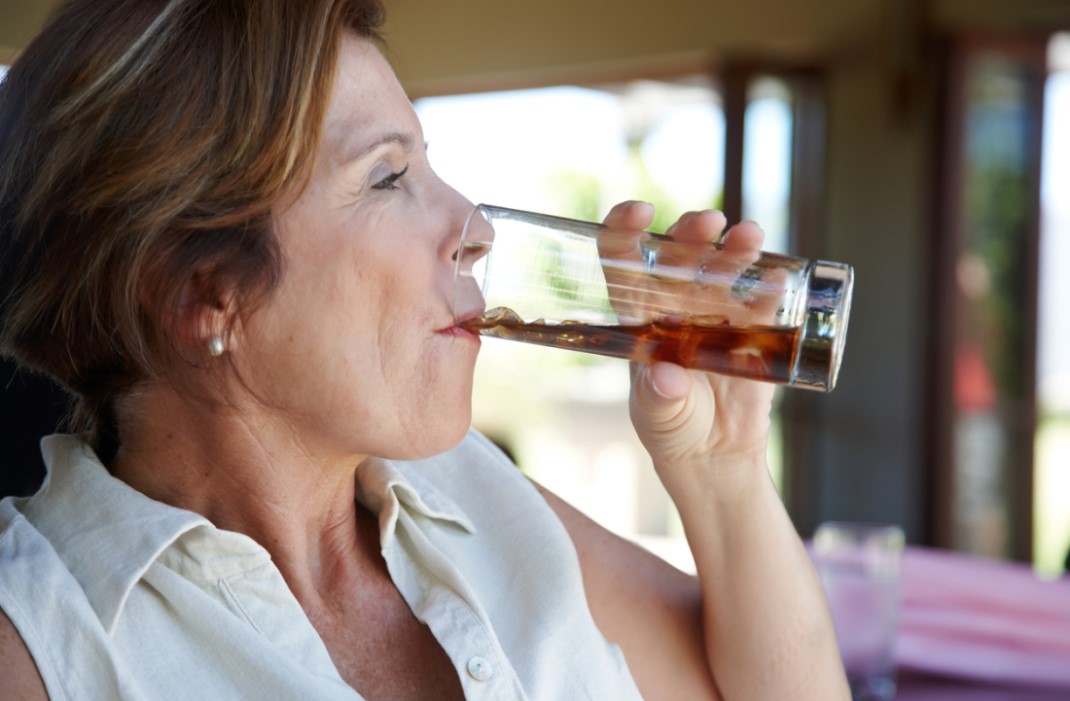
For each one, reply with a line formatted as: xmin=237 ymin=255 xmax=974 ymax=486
xmin=0 ymin=359 xmax=67 ymax=497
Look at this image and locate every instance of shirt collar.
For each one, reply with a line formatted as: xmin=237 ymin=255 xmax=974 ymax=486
xmin=23 ymin=435 xmax=211 ymax=633
xmin=25 ymin=435 xmax=476 ymax=632
xmin=355 ymin=455 xmax=476 ymax=547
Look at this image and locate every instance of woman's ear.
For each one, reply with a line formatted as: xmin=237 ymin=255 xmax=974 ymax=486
xmin=175 ymin=272 xmax=239 ymax=358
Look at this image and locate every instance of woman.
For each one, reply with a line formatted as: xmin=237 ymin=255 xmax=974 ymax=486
xmin=0 ymin=0 xmax=848 ymax=699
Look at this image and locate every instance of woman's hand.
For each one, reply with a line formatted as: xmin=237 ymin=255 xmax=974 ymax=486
xmin=599 ymin=201 xmax=776 ymax=478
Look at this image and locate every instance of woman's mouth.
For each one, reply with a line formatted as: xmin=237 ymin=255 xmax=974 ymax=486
xmin=437 ymin=307 xmax=484 ymax=342
xmin=438 ymin=324 xmax=481 ymax=342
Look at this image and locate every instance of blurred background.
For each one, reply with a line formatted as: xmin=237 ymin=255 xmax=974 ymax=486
xmin=1 ymin=0 xmax=1068 ymax=576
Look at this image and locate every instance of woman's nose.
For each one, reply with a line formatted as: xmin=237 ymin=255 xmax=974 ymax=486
xmin=453 ymin=207 xmax=492 ymax=272
xmin=438 ymin=182 xmax=486 ymax=264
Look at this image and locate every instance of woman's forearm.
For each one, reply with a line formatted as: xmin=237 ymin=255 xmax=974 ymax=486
xmin=661 ymin=452 xmax=850 ymax=701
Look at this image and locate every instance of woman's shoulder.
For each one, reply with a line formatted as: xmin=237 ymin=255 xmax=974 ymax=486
xmin=0 ymin=606 xmax=49 ymax=701
xmin=0 ymin=498 xmax=69 ymax=700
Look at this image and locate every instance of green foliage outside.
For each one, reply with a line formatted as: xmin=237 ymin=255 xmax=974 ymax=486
xmin=541 ymin=144 xmax=722 ymax=233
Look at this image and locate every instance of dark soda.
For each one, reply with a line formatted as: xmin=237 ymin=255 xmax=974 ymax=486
xmin=463 ymin=307 xmax=801 ymax=384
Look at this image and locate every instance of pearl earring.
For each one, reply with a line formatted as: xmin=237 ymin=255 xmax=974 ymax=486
xmin=207 ymin=337 xmax=225 ymax=357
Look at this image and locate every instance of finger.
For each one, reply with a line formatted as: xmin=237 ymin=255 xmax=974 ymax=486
xmin=598 ymin=202 xmax=656 ymax=322
xmin=673 ymin=220 xmax=769 ymax=325
xmin=718 ymin=222 xmax=771 ymax=315
xmin=720 ymin=219 xmax=765 ymax=253
xmin=694 ymin=220 xmax=765 ymax=287
xmin=649 ymin=361 xmax=693 ymax=401
xmin=602 ymin=200 xmax=655 ymax=232
xmin=649 ymin=211 xmax=726 ymax=285
xmin=599 ymin=200 xmax=654 ymax=260
xmin=665 ymin=209 xmax=727 ymax=245
xmin=632 ymin=361 xmax=693 ymax=409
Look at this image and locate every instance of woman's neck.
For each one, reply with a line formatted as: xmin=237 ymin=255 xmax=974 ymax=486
xmin=108 ymin=382 xmax=371 ymax=603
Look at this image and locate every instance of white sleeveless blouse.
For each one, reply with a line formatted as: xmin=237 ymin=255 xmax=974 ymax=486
xmin=0 ymin=432 xmax=643 ymax=700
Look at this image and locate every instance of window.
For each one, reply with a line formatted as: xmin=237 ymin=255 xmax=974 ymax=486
xmin=929 ymin=35 xmax=1048 ymax=562
xmin=1034 ymin=33 xmax=1070 ymax=576
xmin=743 ymin=76 xmax=794 ymax=255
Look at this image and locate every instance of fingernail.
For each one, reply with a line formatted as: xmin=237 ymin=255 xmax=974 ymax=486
xmin=651 ymin=376 xmax=673 ymax=400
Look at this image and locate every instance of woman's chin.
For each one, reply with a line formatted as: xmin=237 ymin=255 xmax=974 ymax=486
xmin=384 ymin=413 xmax=473 ymax=462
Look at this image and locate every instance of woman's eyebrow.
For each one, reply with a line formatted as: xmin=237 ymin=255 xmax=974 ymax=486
xmin=339 ymin=131 xmax=416 ymax=165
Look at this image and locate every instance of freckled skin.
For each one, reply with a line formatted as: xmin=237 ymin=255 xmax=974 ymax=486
xmin=233 ymin=39 xmax=480 ymax=464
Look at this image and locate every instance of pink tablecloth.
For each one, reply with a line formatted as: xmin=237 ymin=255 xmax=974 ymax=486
xmin=896 ymin=546 xmax=1070 ymax=690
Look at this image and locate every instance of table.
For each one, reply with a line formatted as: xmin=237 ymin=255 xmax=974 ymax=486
xmin=892 ymin=547 xmax=1069 ymax=697
xmin=896 ymin=673 xmax=1070 ymax=700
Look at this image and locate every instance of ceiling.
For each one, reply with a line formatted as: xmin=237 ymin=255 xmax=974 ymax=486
xmin=2 ymin=0 xmax=1067 ymax=93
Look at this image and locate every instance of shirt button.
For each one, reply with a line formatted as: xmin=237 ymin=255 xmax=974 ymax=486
xmin=466 ymin=656 xmax=494 ymax=682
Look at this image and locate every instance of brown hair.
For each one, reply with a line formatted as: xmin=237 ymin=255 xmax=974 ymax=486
xmin=0 ymin=0 xmax=385 ymax=458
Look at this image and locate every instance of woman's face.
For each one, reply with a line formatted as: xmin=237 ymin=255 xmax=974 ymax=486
xmin=235 ymin=37 xmax=481 ymax=461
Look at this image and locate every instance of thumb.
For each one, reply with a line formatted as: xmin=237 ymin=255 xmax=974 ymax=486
xmin=633 ymin=362 xmax=693 ymax=424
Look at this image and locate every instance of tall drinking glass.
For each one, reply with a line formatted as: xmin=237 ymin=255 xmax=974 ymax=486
xmin=453 ymin=204 xmax=854 ymax=391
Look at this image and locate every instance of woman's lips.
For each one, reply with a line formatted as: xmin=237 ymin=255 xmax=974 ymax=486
xmin=439 ymin=325 xmax=481 ymax=341
xmin=437 ymin=306 xmax=484 ymax=341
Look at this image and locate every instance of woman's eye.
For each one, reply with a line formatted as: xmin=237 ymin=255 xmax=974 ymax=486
xmin=372 ymin=165 xmax=409 ymax=191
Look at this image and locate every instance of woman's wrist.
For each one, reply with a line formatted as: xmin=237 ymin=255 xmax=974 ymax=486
xmin=652 ymin=444 xmax=776 ymax=517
